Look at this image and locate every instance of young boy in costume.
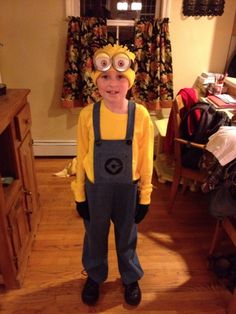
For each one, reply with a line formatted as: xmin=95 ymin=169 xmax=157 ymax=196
xmin=71 ymin=44 xmax=154 ymax=306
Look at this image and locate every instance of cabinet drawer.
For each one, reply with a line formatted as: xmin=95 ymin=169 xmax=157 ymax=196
xmin=7 ymin=190 xmax=31 ymax=270
xmin=15 ymin=103 xmax=32 ymax=141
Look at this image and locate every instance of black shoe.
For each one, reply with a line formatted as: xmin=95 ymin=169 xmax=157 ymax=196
xmin=82 ymin=277 xmax=99 ymax=305
xmin=124 ymin=281 xmax=141 ymax=306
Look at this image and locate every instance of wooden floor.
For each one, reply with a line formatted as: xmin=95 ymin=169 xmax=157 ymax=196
xmin=0 ymin=158 xmax=233 ymax=313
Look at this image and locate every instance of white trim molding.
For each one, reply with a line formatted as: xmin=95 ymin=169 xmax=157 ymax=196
xmin=107 ymin=19 xmax=135 ymax=27
xmin=66 ymin=0 xmax=80 ymax=17
xmin=33 ymin=140 xmax=76 ymax=156
xmin=160 ymin=0 xmax=171 ymax=18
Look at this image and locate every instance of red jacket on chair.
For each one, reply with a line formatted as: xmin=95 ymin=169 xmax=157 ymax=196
xmin=163 ymin=88 xmax=199 ymax=155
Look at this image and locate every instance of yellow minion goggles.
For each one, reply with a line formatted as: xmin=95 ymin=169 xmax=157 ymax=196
xmin=93 ymin=52 xmax=132 ymax=72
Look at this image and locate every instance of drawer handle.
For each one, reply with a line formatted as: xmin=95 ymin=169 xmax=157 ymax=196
xmin=24 ymin=118 xmax=31 ymax=124
xmin=23 ymin=189 xmax=32 ymax=196
xmin=25 ymin=209 xmax=33 ymax=214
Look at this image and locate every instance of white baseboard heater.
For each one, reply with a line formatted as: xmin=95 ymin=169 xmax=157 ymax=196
xmin=33 ymin=140 xmax=76 ymax=156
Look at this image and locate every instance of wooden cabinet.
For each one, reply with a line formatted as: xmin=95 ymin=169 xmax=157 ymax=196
xmin=0 ymin=89 xmax=40 ymax=289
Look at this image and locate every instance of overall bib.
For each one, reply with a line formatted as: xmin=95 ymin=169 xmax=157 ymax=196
xmin=82 ymin=101 xmax=144 ymax=285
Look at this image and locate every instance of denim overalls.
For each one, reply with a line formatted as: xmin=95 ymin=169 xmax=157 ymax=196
xmin=82 ymin=101 xmax=144 ymax=285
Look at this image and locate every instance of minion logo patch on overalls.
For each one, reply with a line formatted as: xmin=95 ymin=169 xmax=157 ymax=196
xmin=104 ymin=158 xmax=123 ymax=175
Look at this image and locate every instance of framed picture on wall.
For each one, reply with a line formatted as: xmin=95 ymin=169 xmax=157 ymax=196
xmin=183 ymin=0 xmax=225 ymax=16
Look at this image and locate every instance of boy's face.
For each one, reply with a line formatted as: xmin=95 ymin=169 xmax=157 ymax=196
xmin=96 ymin=68 xmax=129 ymax=104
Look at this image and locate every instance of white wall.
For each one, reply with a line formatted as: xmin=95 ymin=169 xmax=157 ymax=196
xmin=170 ymin=0 xmax=236 ymax=95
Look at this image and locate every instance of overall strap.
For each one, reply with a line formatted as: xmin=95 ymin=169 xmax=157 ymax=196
xmin=93 ymin=101 xmax=136 ymax=144
xmin=93 ymin=101 xmax=101 ymax=143
xmin=126 ymin=101 xmax=135 ymax=143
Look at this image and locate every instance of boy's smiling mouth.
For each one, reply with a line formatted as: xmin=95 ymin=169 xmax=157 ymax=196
xmin=107 ymin=90 xmax=119 ymax=94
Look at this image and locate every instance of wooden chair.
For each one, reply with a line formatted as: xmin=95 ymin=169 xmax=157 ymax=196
xmin=209 ymin=216 xmax=236 ymax=256
xmin=168 ymin=94 xmax=208 ymax=213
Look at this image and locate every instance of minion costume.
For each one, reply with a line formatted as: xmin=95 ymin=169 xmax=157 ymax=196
xmin=71 ymin=44 xmax=154 ymax=305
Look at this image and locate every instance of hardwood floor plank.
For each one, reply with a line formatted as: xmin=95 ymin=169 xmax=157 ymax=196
xmin=0 ymin=157 xmax=232 ymax=313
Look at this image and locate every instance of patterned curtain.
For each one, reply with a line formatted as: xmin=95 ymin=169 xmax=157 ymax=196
xmin=61 ymin=17 xmax=107 ymax=108
xmin=131 ymin=18 xmax=173 ymax=111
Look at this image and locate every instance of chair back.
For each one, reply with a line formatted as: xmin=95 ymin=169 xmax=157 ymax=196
xmin=168 ymin=90 xmax=206 ymax=212
xmin=171 ymin=95 xmax=184 ymax=166
xmin=172 ymin=94 xmax=184 ymax=139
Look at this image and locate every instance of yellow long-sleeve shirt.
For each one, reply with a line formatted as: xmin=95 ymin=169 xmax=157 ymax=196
xmin=71 ymin=100 xmax=154 ymax=204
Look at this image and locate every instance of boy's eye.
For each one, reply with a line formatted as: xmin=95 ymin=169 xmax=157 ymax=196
xmin=113 ymin=53 xmax=131 ymax=72
xmin=93 ymin=52 xmax=111 ymax=71
xmin=100 ymin=74 xmax=108 ymax=79
xmin=117 ymin=74 xmax=125 ymax=79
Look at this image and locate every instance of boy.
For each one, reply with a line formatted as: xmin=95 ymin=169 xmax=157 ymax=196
xmin=71 ymin=44 xmax=154 ymax=306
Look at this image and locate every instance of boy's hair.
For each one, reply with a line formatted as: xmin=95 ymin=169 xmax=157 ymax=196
xmin=91 ymin=44 xmax=136 ymax=89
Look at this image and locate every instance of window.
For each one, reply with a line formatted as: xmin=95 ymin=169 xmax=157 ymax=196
xmin=65 ymin=0 xmax=170 ymax=44
xmin=66 ymin=0 xmax=171 ymax=19
xmin=80 ymin=0 xmax=158 ymax=19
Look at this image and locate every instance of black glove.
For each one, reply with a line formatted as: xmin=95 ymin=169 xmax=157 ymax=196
xmin=135 ymin=204 xmax=149 ymax=224
xmin=76 ymin=200 xmax=90 ymax=221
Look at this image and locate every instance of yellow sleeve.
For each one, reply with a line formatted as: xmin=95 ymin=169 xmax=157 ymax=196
xmin=71 ymin=106 xmax=90 ymax=202
xmin=135 ymin=105 xmax=154 ymax=205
